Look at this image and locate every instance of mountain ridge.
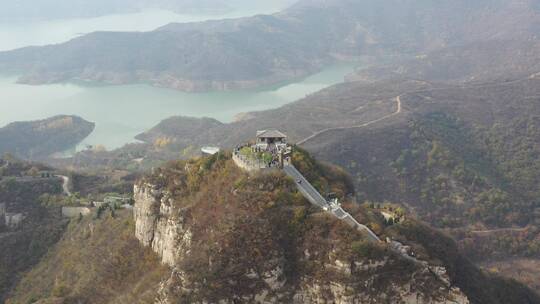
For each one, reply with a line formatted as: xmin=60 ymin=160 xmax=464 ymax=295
xmin=2 ymin=0 xmax=539 ymax=91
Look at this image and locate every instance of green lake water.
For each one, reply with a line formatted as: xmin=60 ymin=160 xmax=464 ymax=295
xmin=0 ymin=7 xmax=356 ymax=151
xmin=0 ymin=65 xmax=355 ymax=150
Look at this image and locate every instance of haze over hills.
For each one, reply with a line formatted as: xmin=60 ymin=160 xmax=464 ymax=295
xmin=3 ymin=0 xmax=540 ymax=302
xmin=0 ymin=0 xmax=297 ymax=22
xmin=4 ymin=153 xmax=540 ymax=303
xmin=1 ymin=0 xmax=539 ymax=91
xmin=348 ymin=39 xmax=540 ymax=84
xmin=81 ymin=71 xmax=540 ymax=290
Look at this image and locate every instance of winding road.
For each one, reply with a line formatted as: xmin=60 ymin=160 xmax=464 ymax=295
xmin=471 ymin=227 xmax=528 ymax=234
xmin=297 ymin=96 xmax=402 ymax=145
xmin=297 ymin=73 xmax=540 ymax=146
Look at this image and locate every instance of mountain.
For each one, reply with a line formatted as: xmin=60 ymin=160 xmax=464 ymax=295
xmin=4 ymin=210 xmax=167 ymax=304
xmin=0 ymin=115 xmax=94 ymax=160
xmin=117 ymin=73 xmax=540 ymax=288
xmin=348 ymin=39 xmax=540 ymax=84
xmin=6 ymin=151 xmax=539 ymax=303
xmin=1 ymin=0 xmax=539 ymax=91
xmin=0 ymin=158 xmax=66 ymax=302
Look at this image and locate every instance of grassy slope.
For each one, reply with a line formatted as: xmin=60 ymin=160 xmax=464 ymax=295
xmin=0 ymin=175 xmax=66 ymax=302
xmin=6 ymin=211 xmax=168 ymax=304
xmin=393 ymin=221 xmax=540 ymax=304
xmin=142 ymin=152 xmax=439 ymax=302
xmin=143 ymin=151 xmax=540 ymax=303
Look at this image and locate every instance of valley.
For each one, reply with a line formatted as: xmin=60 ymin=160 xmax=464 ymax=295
xmin=2 ymin=0 xmax=540 ymax=302
xmin=0 ymin=64 xmax=356 ymax=150
xmin=4 ymin=151 xmax=538 ymax=303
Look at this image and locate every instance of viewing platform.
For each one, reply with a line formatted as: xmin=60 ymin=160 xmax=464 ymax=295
xmin=232 ymin=129 xmax=381 ymax=243
xmin=232 ymin=129 xmax=293 ymax=172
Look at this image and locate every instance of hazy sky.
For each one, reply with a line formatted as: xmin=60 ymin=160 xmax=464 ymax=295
xmin=0 ymin=0 xmax=298 ymax=51
xmin=0 ymin=0 xmax=298 ymax=22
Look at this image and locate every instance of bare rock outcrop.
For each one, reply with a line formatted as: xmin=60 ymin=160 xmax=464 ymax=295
xmin=133 ymin=161 xmax=471 ymax=304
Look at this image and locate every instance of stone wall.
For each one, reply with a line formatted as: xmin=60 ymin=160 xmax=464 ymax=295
xmin=232 ymin=152 xmax=267 ymax=172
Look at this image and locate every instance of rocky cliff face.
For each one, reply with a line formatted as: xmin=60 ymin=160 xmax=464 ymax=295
xmin=134 ymin=182 xmax=192 ymax=267
xmin=132 ymin=155 xmax=473 ymax=304
xmin=134 ymin=181 xmax=469 ymax=304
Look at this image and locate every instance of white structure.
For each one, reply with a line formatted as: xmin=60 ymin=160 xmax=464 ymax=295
xmin=62 ymin=207 xmax=92 ymax=218
xmin=93 ymin=201 xmax=107 ymax=208
xmin=5 ymin=213 xmax=25 ymax=228
xmin=121 ymin=204 xmax=134 ymax=210
xmin=201 ymin=146 xmax=221 ymax=156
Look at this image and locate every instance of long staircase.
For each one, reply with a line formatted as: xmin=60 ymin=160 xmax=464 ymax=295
xmin=283 ymin=164 xmax=381 ymax=242
xmin=283 ymin=165 xmax=328 ymax=209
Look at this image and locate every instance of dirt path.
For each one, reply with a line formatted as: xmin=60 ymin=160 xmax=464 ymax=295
xmin=297 ymin=96 xmax=402 ymax=145
xmin=471 ymin=227 xmax=528 ymax=234
xmin=297 ymin=73 xmax=540 ymax=146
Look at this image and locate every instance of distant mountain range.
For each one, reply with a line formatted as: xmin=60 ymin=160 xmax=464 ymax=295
xmin=1 ymin=0 xmax=539 ymax=91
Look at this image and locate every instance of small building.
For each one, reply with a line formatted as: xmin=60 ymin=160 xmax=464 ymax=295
xmin=5 ymin=213 xmax=25 ymax=228
xmin=62 ymin=207 xmax=92 ymax=218
xmin=39 ymin=171 xmax=53 ymax=178
xmin=233 ymin=129 xmax=292 ymax=171
xmin=121 ymin=204 xmax=134 ymax=210
xmin=256 ymin=130 xmax=288 ymax=150
xmin=92 ymin=201 xmax=108 ymax=208
xmin=201 ymin=146 xmax=221 ymax=156
xmin=104 ymin=196 xmax=132 ymax=208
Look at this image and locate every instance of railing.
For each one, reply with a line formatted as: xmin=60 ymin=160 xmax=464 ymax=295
xmin=283 ymin=164 xmax=382 ymax=243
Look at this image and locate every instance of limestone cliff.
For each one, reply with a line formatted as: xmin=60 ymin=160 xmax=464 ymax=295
xmin=132 ymin=153 xmax=479 ymax=303
xmin=134 ymin=182 xmax=191 ymax=267
xmin=134 ymin=182 xmax=470 ymax=304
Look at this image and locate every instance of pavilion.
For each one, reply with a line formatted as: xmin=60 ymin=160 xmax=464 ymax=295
xmin=255 ymin=130 xmax=288 ymax=150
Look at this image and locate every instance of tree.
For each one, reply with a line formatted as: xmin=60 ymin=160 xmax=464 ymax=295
xmin=27 ymin=166 xmax=39 ymax=177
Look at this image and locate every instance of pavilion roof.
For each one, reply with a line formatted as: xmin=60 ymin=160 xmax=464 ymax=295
xmin=256 ymin=130 xmax=287 ymax=139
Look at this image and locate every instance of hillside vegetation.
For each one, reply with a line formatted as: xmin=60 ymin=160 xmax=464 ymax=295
xmin=134 ymin=151 xmax=539 ymax=303
xmin=0 ymin=115 xmax=94 ymax=160
xmin=0 ymin=161 xmax=66 ymax=302
xmin=2 ymin=0 xmax=539 ymax=91
xmin=6 ymin=211 xmax=168 ymax=304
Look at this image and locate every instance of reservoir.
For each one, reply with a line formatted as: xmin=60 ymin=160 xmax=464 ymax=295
xmin=0 ymin=64 xmax=355 ymax=150
xmin=0 ymin=5 xmax=355 ymax=151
